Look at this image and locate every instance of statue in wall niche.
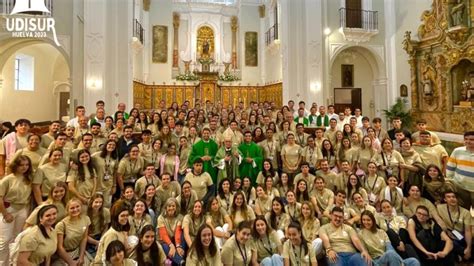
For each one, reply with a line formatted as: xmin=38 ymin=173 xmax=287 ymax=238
xmin=202 ymin=39 xmax=210 ymax=57
xmin=450 ymin=0 xmax=466 ymax=27
xmin=423 ymin=78 xmax=433 ymax=96
xmin=461 ymin=72 xmax=474 ymax=101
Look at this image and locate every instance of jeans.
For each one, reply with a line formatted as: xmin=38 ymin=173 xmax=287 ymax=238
xmin=373 ymin=250 xmax=403 ymax=266
xmin=161 ymin=234 xmax=187 ymax=265
xmin=260 ymin=254 xmax=283 ymax=266
xmin=326 ymin=252 xmax=368 ymax=266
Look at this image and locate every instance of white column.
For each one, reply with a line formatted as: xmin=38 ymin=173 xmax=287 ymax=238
xmin=384 ymin=0 xmax=398 ymax=107
xmin=280 ymin=0 xmax=290 ymax=103
xmin=373 ymin=78 xmax=388 ymax=120
xmin=83 ymin=0 xmax=106 ymax=112
xmin=304 ymin=0 xmax=324 ymax=104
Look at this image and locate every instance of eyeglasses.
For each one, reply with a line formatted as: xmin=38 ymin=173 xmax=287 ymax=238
xmin=416 ymin=212 xmax=429 ymax=217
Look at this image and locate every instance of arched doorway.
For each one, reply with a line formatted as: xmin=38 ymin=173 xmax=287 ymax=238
xmin=329 ymin=45 xmax=386 ymax=119
xmin=0 ymin=39 xmax=71 ymax=122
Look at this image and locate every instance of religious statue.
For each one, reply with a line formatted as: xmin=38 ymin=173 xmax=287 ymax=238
xmin=202 ymin=39 xmax=210 ymax=57
xmin=461 ymin=72 xmax=474 ymax=101
xmin=423 ymin=79 xmax=433 ymax=96
xmin=450 ymin=0 xmax=466 ymax=27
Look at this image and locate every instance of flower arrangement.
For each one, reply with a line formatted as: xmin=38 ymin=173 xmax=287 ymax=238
xmin=175 ymin=73 xmax=199 ymax=81
xmin=219 ymin=72 xmax=240 ymax=82
xmin=198 ymin=58 xmax=215 ymax=65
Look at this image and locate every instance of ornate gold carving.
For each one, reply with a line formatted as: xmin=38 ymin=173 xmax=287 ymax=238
xmin=404 ymin=0 xmax=474 ymax=133
xmin=231 ymin=16 xmax=238 ymax=32
xmin=143 ymin=0 xmax=150 ymax=11
xmin=173 ymin=12 xmax=180 ymax=28
xmin=197 ymin=26 xmax=214 ymax=59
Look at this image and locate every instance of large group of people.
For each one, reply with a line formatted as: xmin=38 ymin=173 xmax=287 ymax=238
xmin=0 ymin=98 xmax=473 ymax=266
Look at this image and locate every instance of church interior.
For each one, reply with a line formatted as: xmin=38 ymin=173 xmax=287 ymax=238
xmin=0 ymin=0 xmax=472 ymax=137
xmin=1 ymin=1 xmax=474 ymax=266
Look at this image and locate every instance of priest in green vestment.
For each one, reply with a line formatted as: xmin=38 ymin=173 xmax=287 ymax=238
xmin=214 ymin=136 xmax=242 ymax=184
xmin=238 ymin=131 xmax=263 ymax=185
xmin=188 ymin=128 xmax=218 ymax=183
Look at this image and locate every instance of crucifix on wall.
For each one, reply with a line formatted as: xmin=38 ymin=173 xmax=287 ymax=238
xmin=341 ymin=64 xmax=354 ymax=87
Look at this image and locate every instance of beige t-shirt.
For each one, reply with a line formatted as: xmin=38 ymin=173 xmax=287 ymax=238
xmin=216 ymin=192 xmax=234 ymax=213
xmin=117 ymin=157 xmax=145 ymax=183
xmin=135 ymin=175 xmax=161 ymax=197
xmin=184 ymin=172 xmax=213 ymax=200
xmin=56 ymin=215 xmax=91 ymax=251
xmin=311 ymin=188 xmax=334 ymax=212
xmin=358 ymin=228 xmax=390 ymax=258
xmin=413 ymin=144 xmax=448 ymax=169
xmin=294 ymin=173 xmax=316 ymax=191
xmin=10 ymin=147 xmax=46 ymax=172
xmin=206 ymin=208 xmax=229 ymax=228
xmin=319 ymin=223 xmax=357 ymax=253
xmin=128 ymin=214 xmax=152 ymax=236
xmin=156 ymin=181 xmax=181 ymax=205
xmin=285 ymin=202 xmax=302 ymax=221
xmin=265 ymin=212 xmax=291 ymax=231
xmin=281 ymin=144 xmax=302 ymax=173
xmin=182 ymin=214 xmax=206 ymax=241
xmin=129 ymin=241 xmax=167 ymax=265
xmin=0 ymin=173 xmax=32 ymax=210
xmin=363 ymin=175 xmax=386 ymax=201
xmin=176 ymin=190 xmax=199 ymax=215
xmin=26 ymin=201 xmax=66 ymax=226
xmin=282 ymin=239 xmax=317 ymax=266
xmin=89 ymin=208 xmax=111 ymax=236
xmin=301 ymin=218 xmax=321 ymax=241
xmin=66 ymin=167 xmax=96 ymax=199
xmin=437 ymin=204 xmax=473 ymax=232
xmin=255 ymin=196 xmax=272 ymax=216
xmin=186 ymin=248 xmax=221 ymax=266
xmin=157 ymin=215 xmax=183 ymax=240
xmin=402 ymin=197 xmax=438 ymax=219
xmin=250 ymin=230 xmax=282 ymax=262
xmin=302 ymin=146 xmax=323 ymax=168
xmin=94 ymin=228 xmax=127 ymax=263
xmin=92 ymin=152 xmax=118 ymax=193
xmin=33 ymin=163 xmax=68 ymax=197
xmin=230 ymin=206 xmax=256 ymax=226
xmin=19 ymin=226 xmax=57 ymax=265
xmin=221 ymin=235 xmax=253 ymax=266
xmin=315 ymin=170 xmax=337 ymax=191
xmin=376 ymin=214 xmax=407 ymax=233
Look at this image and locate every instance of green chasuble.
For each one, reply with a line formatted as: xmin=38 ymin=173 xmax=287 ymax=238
xmin=189 ymin=139 xmax=219 ymax=183
xmin=213 ymin=146 xmax=242 ymax=184
xmin=238 ymin=141 xmax=263 ymax=185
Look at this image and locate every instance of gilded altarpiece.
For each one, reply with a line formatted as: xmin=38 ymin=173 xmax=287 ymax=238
xmin=133 ymin=81 xmax=282 ymax=109
xmin=403 ymin=0 xmax=474 ymax=133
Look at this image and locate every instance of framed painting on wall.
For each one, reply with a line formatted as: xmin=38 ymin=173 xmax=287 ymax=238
xmin=152 ymin=25 xmax=168 ymax=63
xmin=245 ymin=31 xmax=258 ymax=66
xmin=341 ymin=64 xmax=354 ymax=87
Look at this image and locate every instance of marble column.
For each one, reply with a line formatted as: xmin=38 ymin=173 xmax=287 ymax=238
xmin=231 ymin=16 xmax=238 ymax=69
xmin=173 ymin=12 xmax=180 ymax=68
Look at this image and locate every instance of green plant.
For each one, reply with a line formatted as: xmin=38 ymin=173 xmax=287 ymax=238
xmin=219 ymin=73 xmax=240 ymax=82
xmin=175 ymin=73 xmax=199 ymax=81
xmin=382 ymin=97 xmax=413 ymax=129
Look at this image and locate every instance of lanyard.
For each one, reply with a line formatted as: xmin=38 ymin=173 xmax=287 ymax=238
xmin=298 ymin=134 xmax=304 ymax=145
xmin=104 ymin=156 xmax=112 ymax=175
xmin=134 ymin=216 xmax=145 ymax=234
xmin=292 ymin=244 xmax=303 ymax=266
xmin=366 ymin=176 xmax=379 ymax=192
xmin=389 ymin=188 xmax=398 ymax=204
xmin=129 ymin=159 xmax=138 ymax=175
xmin=236 ymin=238 xmax=247 ymax=265
xmin=260 ymin=236 xmax=273 ymax=255
xmin=267 ymin=141 xmax=274 ymax=155
xmin=447 ymin=205 xmax=462 ymax=230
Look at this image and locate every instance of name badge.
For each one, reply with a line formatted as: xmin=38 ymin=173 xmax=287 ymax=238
xmin=103 ymin=174 xmax=111 ymax=181
xmin=369 ymin=193 xmax=376 ymax=203
xmin=452 ymin=230 xmax=464 ymax=240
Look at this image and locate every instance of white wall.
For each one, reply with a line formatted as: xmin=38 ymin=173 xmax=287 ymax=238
xmin=239 ymin=5 xmax=262 ymax=84
xmin=331 ymin=49 xmax=374 ymax=118
xmin=391 ymin=0 xmax=432 ymax=106
xmin=0 ymin=44 xmax=69 ymax=122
